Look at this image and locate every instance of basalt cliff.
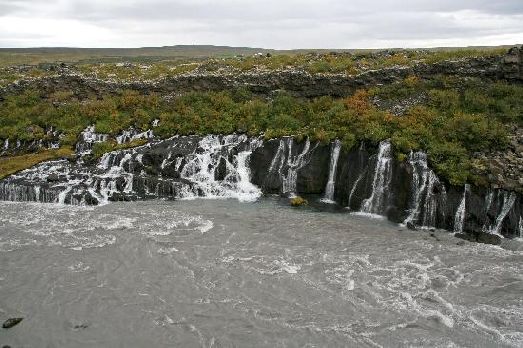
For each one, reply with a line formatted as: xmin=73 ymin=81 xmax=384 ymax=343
xmin=1 ymin=133 xmax=522 ymax=242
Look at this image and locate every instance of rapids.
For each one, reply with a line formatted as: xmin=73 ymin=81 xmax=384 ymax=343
xmin=1 ymin=199 xmax=523 ymax=347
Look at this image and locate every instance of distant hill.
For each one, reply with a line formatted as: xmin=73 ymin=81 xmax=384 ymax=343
xmin=0 ymin=45 xmax=275 ymax=66
xmin=0 ymin=44 xmax=518 ymax=67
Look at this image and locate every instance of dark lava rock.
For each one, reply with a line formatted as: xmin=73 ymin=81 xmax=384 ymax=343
xmin=46 ymin=173 xmax=60 ymax=182
xmin=455 ymin=232 xmax=502 ymax=246
xmin=2 ymin=317 xmax=23 ymax=329
xmin=406 ymin=221 xmax=417 ymax=231
xmin=214 ymin=157 xmax=227 ymax=181
xmin=73 ymin=323 xmax=89 ymax=330
xmin=456 ymin=240 xmax=466 ymax=246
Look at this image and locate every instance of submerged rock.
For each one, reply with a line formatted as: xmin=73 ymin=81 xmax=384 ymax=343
xmin=406 ymin=221 xmax=417 ymax=231
xmin=290 ymin=196 xmax=308 ymax=207
xmin=2 ymin=317 xmax=23 ymax=329
xmin=455 ymin=232 xmax=502 ymax=246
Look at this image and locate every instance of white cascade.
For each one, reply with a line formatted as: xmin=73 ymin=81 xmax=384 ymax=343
xmin=489 ymin=191 xmax=516 ymax=235
xmin=179 ymin=135 xmax=262 ymax=202
xmin=76 ymin=125 xmax=109 ymax=155
xmin=361 ymin=141 xmax=393 ymax=215
xmin=481 ymin=189 xmax=495 ymax=232
xmin=519 ymin=217 xmax=523 ymax=239
xmin=454 ymin=184 xmax=469 ymax=233
xmin=404 ymin=151 xmax=442 ymax=228
xmin=347 ymin=172 xmax=364 ymax=209
xmin=57 ymin=186 xmax=73 ymax=204
xmin=268 ymin=137 xmax=317 ymax=197
xmin=321 ymin=139 xmax=341 ymax=203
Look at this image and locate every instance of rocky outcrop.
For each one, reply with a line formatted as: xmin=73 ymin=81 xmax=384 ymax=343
xmin=502 ymin=46 xmax=523 ymax=81
xmin=1 ymin=50 xmax=520 ymax=102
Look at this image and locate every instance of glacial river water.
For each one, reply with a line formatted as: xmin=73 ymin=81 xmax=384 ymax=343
xmin=1 ymin=198 xmax=522 ymax=347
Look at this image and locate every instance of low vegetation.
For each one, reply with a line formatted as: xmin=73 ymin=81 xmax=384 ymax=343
xmin=0 ymin=47 xmax=506 ymax=87
xmin=0 ymin=147 xmax=74 ymax=179
xmin=1 ymin=73 xmax=520 ymax=185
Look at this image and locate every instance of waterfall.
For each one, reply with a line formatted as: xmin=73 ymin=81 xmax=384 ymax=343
xmin=57 ymin=186 xmax=73 ymax=204
xmin=178 ymin=135 xmax=262 ymax=202
xmin=268 ymin=137 xmax=317 ymax=197
xmin=360 ymin=141 xmax=393 ymax=215
xmin=76 ymin=126 xmax=109 ymax=155
xmin=519 ymin=217 xmax=523 ymax=239
xmin=403 ymin=152 xmax=443 ymax=228
xmin=489 ymin=191 xmax=516 ymax=235
xmin=0 ymin=135 xmax=264 ymax=205
xmin=453 ymin=184 xmax=469 ymax=233
xmin=481 ymin=189 xmax=495 ymax=232
xmin=281 ymin=138 xmax=311 ymax=196
xmin=116 ymin=128 xmax=154 ymax=144
xmin=404 ymin=151 xmax=429 ymax=226
xmin=348 ymin=173 xmax=364 ymax=209
xmin=321 ymin=139 xmax=341 ymax=203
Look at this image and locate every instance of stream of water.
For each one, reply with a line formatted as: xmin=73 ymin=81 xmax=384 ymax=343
xmin=1 ymin=199 xmax=522 ymax=347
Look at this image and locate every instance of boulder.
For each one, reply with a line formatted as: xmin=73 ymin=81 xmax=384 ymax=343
xmin=2 ymin=318 xmax=23 ymax=329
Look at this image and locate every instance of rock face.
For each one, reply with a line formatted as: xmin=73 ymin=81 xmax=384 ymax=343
xmin=472 ymin=125 xmax=523 ymax=193
xmin=502 ymin=46 xmax=523 ymax=81
xmin=2 ymin=135 xmax=521 ymax=240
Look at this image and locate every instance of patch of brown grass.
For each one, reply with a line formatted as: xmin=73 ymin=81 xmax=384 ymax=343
xmin=0 ymin=147 xmax=74 ymax=180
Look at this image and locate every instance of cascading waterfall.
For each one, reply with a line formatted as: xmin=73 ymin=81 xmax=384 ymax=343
xmin=179 ymin=135 xmax=262 ymax=202
xmin=489 ymin=191 xmax=516 ymax=235
xmin=360 ymin=141 xmax=393 ymax=215
xmin=348 ymin=173 xmax=364 ymax=209
xmin=481 ymin=189 xmax=495 ymax=232
xmin=321 ymin=139 xmax=341 ymax=203
xmin=0 ymin=135 xmax=263 ymax=205
xmin=76 ymin=126 xmax=109 ymax=155
xmin=519 ymin=217 xmax=523 ymax=239
xmin=346 ymin=142 xmax=366 ymax=209
xmin=268 ymin=137 xmax=317 ymax=197
xmin=454 ymin=184 xmax=469 ymax=233
xmin=404 ymin=151 xmax=428 ymax=225
xmin=403 ymin=151 xmax=443 ymax=228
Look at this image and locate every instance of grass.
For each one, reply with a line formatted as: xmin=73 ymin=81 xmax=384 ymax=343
xmin=91 ymin=139 xmax=148 ymax=158
xmin=0 ymin=46 xmax=510 ymax=87
xmin=0 ymin=147 xmax=74 ymax=179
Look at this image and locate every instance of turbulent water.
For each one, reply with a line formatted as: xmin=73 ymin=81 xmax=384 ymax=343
xmin=1 ymin=199 xmax=523 ymax=347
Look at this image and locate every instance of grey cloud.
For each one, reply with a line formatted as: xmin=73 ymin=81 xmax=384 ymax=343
xmin=0 ymin=0 xmax=522 ymax=48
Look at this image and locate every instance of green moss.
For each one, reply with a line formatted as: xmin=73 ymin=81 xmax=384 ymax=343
xmin=290 ymin=196 xmax=308 ymax=207
xmin=0 ymin=147 xmax=74 ymax=179
xmin=91 ymin=139 xmax=148 ymax=159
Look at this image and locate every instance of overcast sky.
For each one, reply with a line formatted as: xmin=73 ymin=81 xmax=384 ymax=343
xmin=1 ymin=0 xmax=522 ymax=48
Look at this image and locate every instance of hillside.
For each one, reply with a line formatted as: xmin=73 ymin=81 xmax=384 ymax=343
xmin=0 ymin=45 xmax=522 ymax=192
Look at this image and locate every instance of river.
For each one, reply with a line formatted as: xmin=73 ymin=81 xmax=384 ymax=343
xmin=1 ymin=198 xmax=522 ymax=347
